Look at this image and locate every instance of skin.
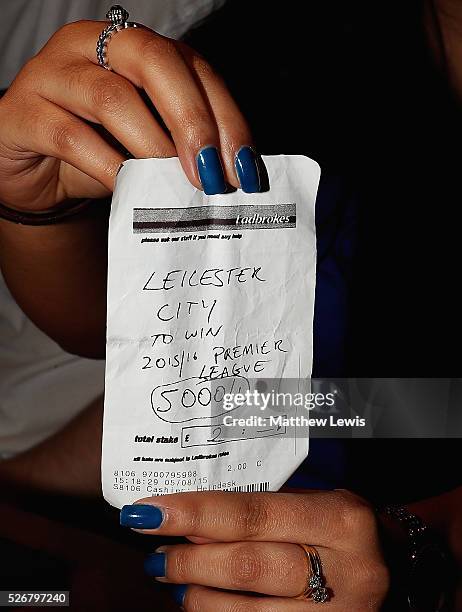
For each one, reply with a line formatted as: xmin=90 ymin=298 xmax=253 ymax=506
xmin=127 ymin=489 xmax=462 ymax=611
xmin=0 ymin=21 xmax=253 ymax=357
xmin=428 ymin=0 xmax=462 ymax=96
xmin=0 ymin=5 xmax=461 ymax=610
xmin=127 ymin=6 xmax=461 ymax=608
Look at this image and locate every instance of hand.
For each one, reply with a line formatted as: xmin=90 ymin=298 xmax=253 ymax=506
xmin=0 ymin=20 xmax=258 ymax=211
xmin=120 ymin=490 xmax=390 ymax=610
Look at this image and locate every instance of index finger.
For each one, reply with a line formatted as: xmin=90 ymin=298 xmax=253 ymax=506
xmin=53 ymin=21 xmax=225 ymax=192
xmin=119 ymin=490 xmax=374 ymax=551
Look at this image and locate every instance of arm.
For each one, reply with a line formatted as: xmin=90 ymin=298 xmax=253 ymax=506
xmin=0 ymin=208 xmax=109 ymax=358
xmin=426 ymin=0 xmax=462 ymax=99
xmin=0 ymin=396 xmax=103 ymax=497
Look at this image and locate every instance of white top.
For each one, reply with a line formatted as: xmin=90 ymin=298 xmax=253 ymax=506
xmin=0 ymin=0 xmax=225 ymax=89
xmin=0 ymin=0 xmax=223 ymax=456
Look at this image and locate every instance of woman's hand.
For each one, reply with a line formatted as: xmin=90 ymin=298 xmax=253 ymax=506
xmin=0 ymin=19 xmax=258 ymax=356
xmin=0 ymin=20 xmax=258 ymax=211
xmin=120 ymin=490 xmax=390 ymax=611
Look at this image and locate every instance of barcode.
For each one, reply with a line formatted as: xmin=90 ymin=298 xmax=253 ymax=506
xmin=227 ymin=482 xmax=270 ymax=493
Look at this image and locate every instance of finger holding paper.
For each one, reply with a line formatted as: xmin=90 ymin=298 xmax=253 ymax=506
xmin=0 ymin=15 xmax=261 ymax=357
xmin=0 ymin=19 xmax=260 ymax=213
xmin=81 ymin=22 xmax=260 ymax=193
xmin=120 ymin=490 xmax=389 ymax=610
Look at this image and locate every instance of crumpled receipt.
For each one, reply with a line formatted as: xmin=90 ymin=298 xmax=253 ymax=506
xmin=102 ymin=155 xmax=320 ymax=508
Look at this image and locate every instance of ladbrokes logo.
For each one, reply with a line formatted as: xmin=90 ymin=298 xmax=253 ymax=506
xmin=133 ymin=203 xmax=296 ymax=233
xmin=236 ymin=213 xmax=290 ymax=225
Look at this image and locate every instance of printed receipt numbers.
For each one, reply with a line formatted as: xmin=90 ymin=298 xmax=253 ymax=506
xmin=102 ymin=155 xmax=320 ymax=508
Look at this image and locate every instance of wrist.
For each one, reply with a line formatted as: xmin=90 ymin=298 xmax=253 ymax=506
xmin=379 ymin=504 xmax=455 ymax=612
xmin=0 ymin=198 xmax=95 ymax=225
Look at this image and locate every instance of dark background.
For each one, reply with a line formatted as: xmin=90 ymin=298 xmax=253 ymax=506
xmin=186 ymin=0 xmax=462 ymax=503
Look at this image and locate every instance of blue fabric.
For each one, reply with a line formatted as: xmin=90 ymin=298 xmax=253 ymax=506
xmin=286 ymin=439 xmax=347 ymax=490
xmin=286 ymin=175 xmax=357 ymax=490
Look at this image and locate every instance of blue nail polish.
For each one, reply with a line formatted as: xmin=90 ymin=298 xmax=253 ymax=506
xmin=144 ymin=552 xmax=166 ymax=577
xmin=120 ymin=504 xmax=163 ymax=529
xmin=197 ymin=146 xmax=226 ymax=195
xmin=235 ymin=146 xmax=261 ymax=193
xmin=171 ymin=585 xmax=188 ymax=607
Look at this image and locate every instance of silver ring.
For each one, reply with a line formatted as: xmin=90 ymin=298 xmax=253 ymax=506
xmin=97 ymin=5 xmax=140 ymax=71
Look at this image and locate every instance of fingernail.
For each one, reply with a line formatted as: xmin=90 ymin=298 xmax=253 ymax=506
xmin=144 ymin=552 xmax=166 ymax=577
xmin=120 ymin=504 xmax=164 ymax=529
xmin=171 ymin=584 xmax=188 ymax=607
xmin=197 ymin=146 xmax=226 ymax=195
xmin=235 ymin=146 xmax=261 ymax=193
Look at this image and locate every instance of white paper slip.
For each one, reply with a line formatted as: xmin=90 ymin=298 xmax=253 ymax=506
xmin=102 ymin=155 xmax=320 ymax=508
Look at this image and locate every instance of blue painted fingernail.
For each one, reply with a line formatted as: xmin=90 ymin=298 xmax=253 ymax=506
xmin=197 ymin=146 xmax=226 ymax=195
xmin=235 ymin=146 xmax=261 ymax=193
xmin=144 ymin=552 xmax=166 ymax=577
xmin=120 ymin=504 xmax=163 ymax=529
xmin=171 ymin=584 xmax=188 ymax=607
